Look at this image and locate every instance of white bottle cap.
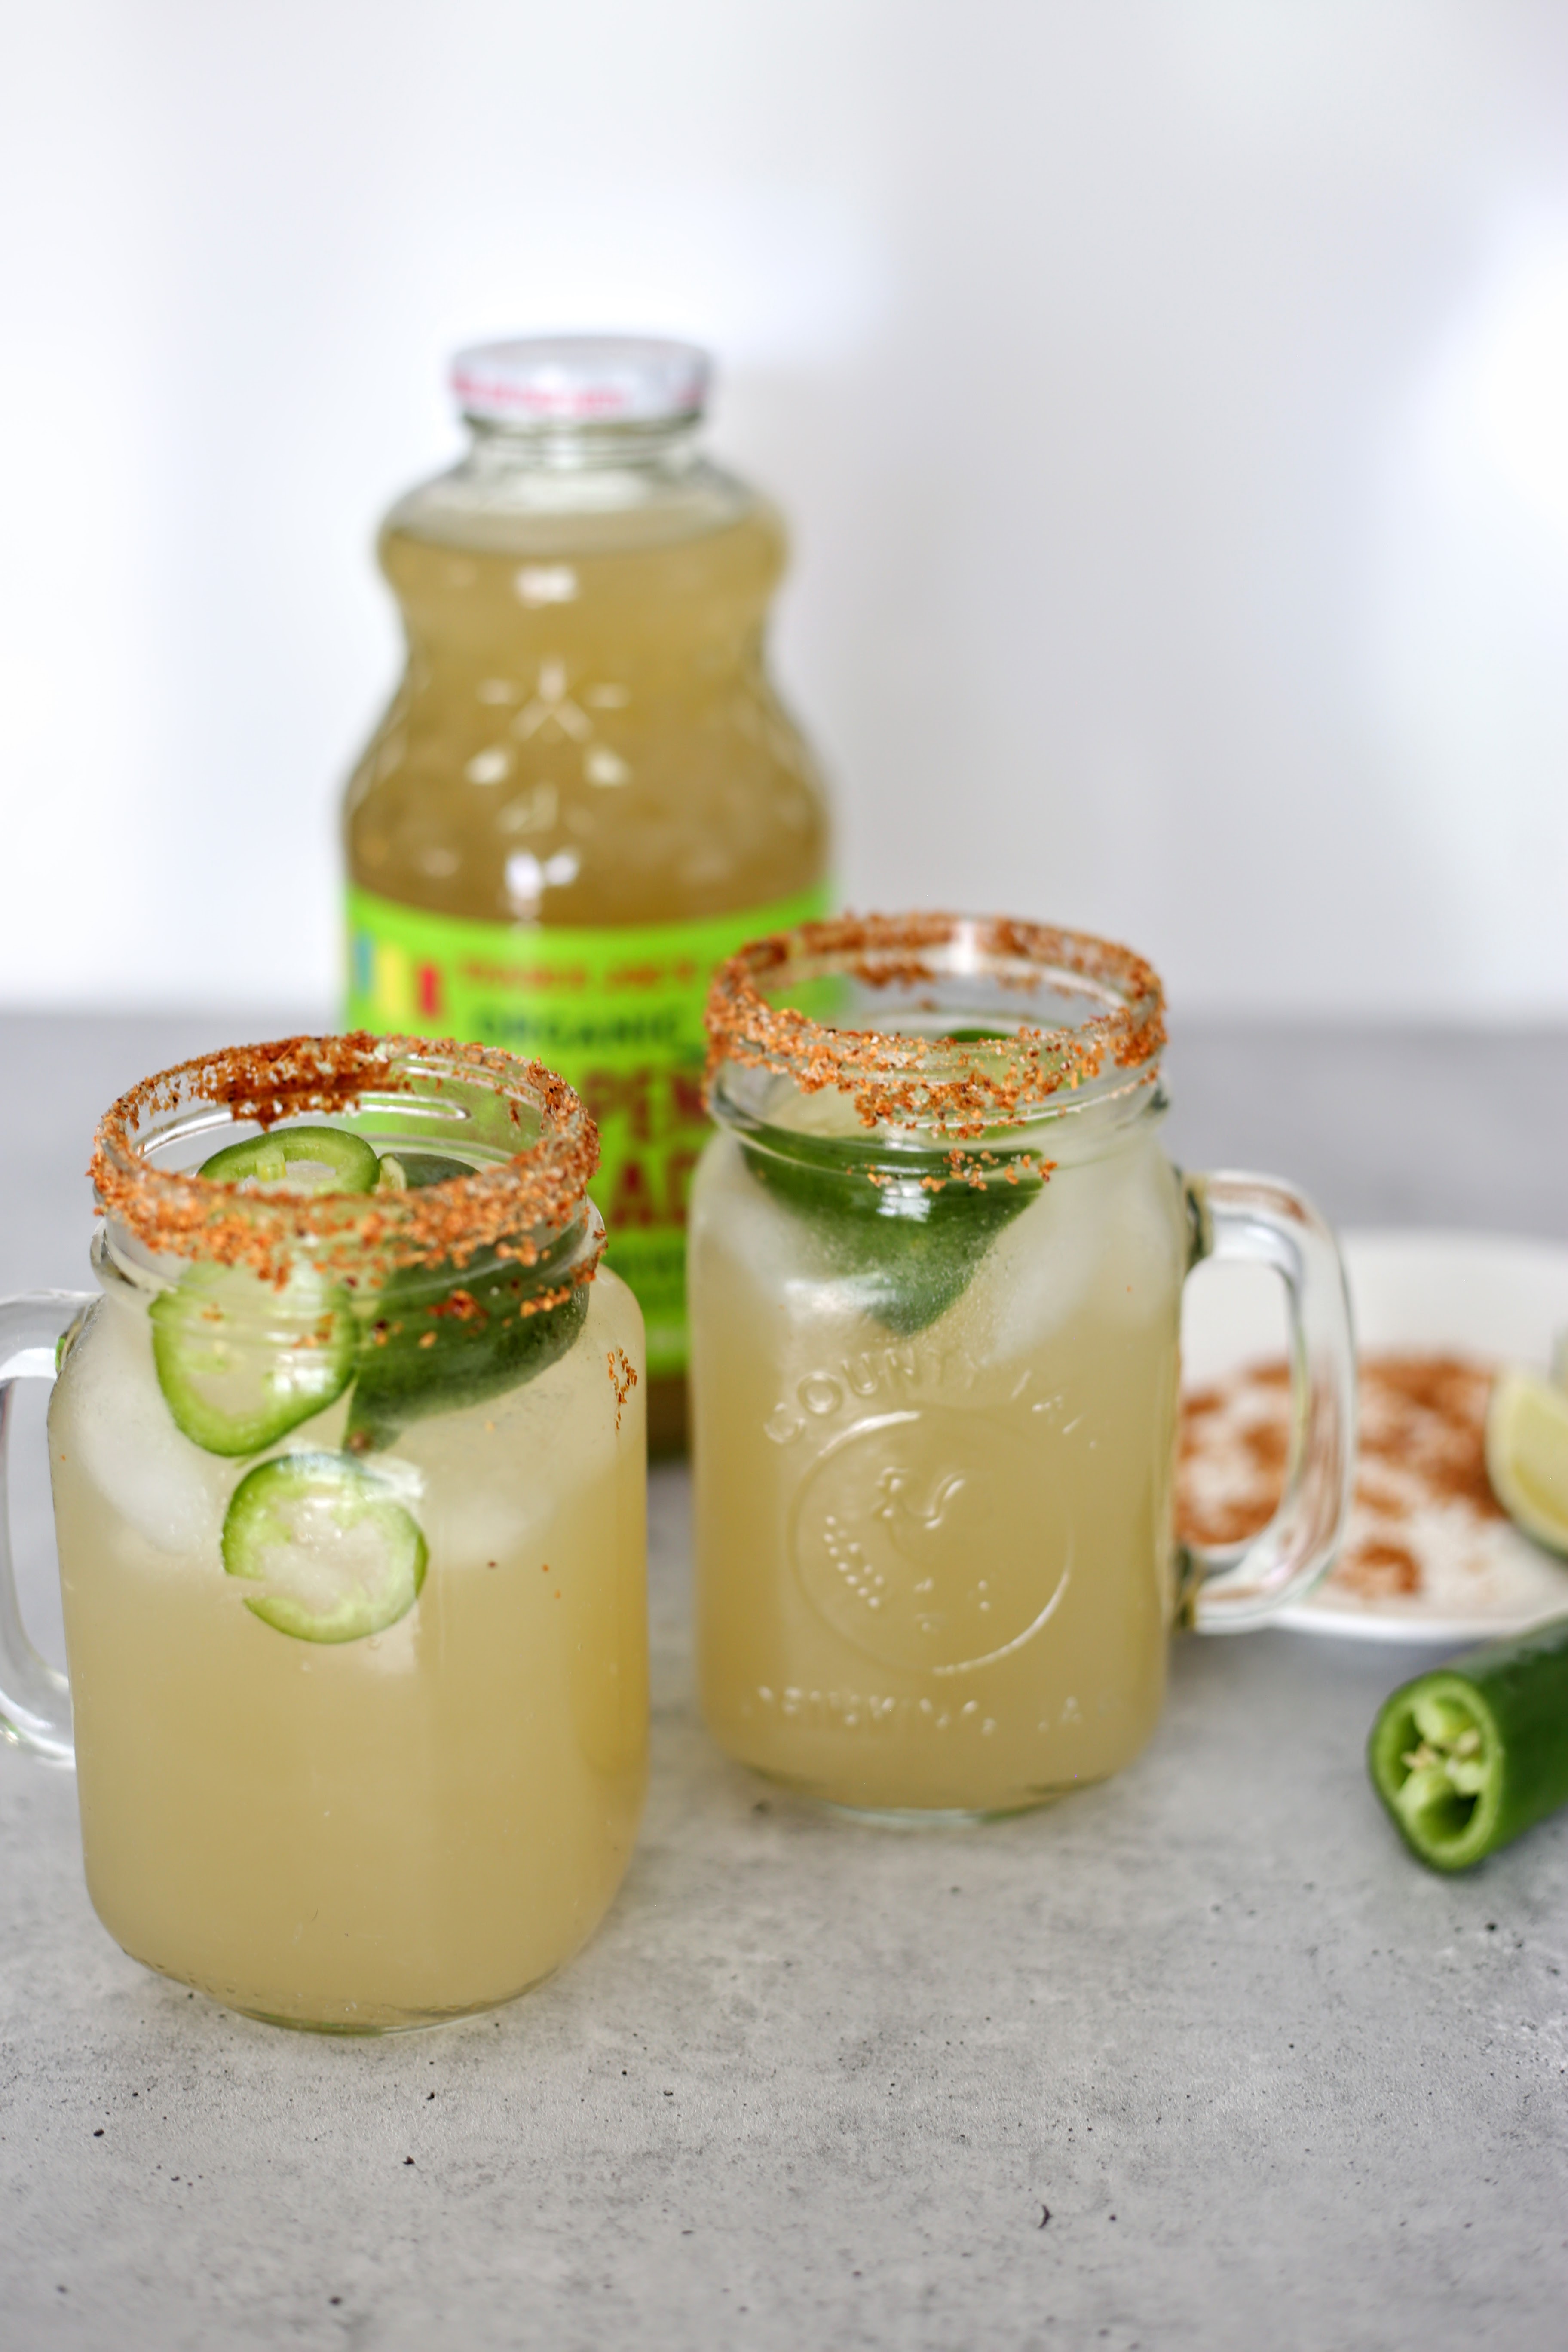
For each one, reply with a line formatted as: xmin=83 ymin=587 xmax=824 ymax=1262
xmin=450 ymin=335 xmax=711 ymax=426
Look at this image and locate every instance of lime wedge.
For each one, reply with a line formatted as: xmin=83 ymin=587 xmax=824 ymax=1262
xmin=1485 ymin=1369 xmax=1568 ymax=1557
xmin=222 ymin=1452 xmax=427 ymax=1642
xmin=740 ymin=1136 xmax=1041 ymax=1338
xmin=346 ymin=1234 xmax=588 ymax=1453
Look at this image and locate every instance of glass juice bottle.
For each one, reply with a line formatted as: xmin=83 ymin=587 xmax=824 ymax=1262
xmin=344 ymin=336 xmax=833 ymax=1451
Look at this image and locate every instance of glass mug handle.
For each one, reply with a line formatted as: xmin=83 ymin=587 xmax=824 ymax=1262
xmin=0 ymin=1292 xmax=94 ymax=1763
xmin=1179 ymin=1173 xmax=1357 ymax=1631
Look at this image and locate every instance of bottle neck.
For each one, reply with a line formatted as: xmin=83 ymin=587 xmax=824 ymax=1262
xmin=462 ymin=413 xmax=705 ymax=478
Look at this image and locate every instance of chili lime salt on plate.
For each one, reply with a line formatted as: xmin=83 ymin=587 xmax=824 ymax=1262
xmin=1178 ymin=1231 xmax=1568 ymax=1642
xmin=1179 ymin=1352 xmax=1568 ymax=1636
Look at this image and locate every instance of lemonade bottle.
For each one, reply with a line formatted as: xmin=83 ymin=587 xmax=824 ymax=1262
xmin=344 ymin=336 xmax=833 ymax=1449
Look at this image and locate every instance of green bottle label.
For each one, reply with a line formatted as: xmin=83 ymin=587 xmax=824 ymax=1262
xmin=346 ymin=882 xmax=830 ymax=1375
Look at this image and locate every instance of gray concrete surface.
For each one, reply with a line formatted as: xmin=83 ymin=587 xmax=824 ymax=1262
xmin=1 ymin=1013 xmax=1565 ymax=2351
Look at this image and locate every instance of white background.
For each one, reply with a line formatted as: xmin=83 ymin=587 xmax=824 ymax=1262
xmin=3 ymin=0 xmax=1567 ymax=1020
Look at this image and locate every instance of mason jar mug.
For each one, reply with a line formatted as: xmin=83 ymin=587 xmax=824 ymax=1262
xmin=689 ymin=914 xmax=1356 ymax=1819
xmin=0 ymin=1035 xmax=647 ymax=2030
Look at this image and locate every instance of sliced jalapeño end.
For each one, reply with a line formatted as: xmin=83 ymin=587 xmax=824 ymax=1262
xmin=221 ymin=1451 xmax=427 ymax=1642
xmin=1368 ymin=1671 xmax=1501 ymax=1871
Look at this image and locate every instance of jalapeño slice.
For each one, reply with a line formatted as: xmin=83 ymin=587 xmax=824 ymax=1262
xmin=222 ymin=1451 xmax=426 ymax=1642
xmin=151 ymin=1266 xmax=358 ymax=1457
xmin=199 ymin=1124 xmax=380 ymax=1192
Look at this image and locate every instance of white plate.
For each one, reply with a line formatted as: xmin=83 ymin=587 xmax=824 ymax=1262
xmin=1180 ymin=1229 xmax=1568 ymax=1642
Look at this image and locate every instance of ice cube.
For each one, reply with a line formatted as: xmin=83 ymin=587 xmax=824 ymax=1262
xmin=966 ymin=1161 xmax=1113 ymax=1362
xmin=975 ymin=1141 xmax=1183 ymax=1364
xmin=386 ymin=1341 xmax=610 ymax=1571
xmin=59 ymin=1298 xmax=230 ymax=1556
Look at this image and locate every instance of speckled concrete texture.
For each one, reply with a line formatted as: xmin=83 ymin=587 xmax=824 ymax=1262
xmin=0 ymin=1015 xmax=1565 ymax=2350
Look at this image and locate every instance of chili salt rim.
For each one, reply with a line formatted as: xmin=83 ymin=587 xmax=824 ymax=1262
xmin=90 ymin=1032 xmax=602 ymax=1286
xmin=705 ymin=912 xmax=1166 ymax=1136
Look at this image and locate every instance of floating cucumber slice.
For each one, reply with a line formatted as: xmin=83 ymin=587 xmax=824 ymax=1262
xmin=199 ymin=1124 xmax=379 ymax=1192
xmin=346 ymin=1243 xmax=588 ymax=1453
xmin=741 ymin=1135 xmax=1041 ymax=1338
xmin=150 ymin=1265 xmax=358 ymax=1456
xmin=222 ymin=1451 xmax=427 ymax=1642
xmin=375 ymin=1150 xmax=475 ymax=1191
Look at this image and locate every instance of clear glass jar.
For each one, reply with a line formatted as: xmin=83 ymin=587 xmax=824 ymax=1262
xmin=689 ymin=915 xmax=1356 ymax=1819
xmin=0 ymin=1036 xmax=646 ymax=2030
xmin=344 ymin=336 xmax=833 ymax=1452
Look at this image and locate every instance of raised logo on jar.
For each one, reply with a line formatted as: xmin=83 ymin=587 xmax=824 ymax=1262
xmin=789 ymin=1408 xmax=1071 ymax=1675
xmin=762 ymin=1341 xmax=996 ymax=1444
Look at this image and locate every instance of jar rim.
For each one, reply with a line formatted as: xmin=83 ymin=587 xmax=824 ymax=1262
xmin=90 ymin=1032 xmax=602 ymax=1286
xmin=705 ymin=912 xmax=1166 ymax=1139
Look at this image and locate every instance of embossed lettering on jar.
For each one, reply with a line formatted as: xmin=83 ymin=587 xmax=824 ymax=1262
xmin=689 ymin=915 xmax=1355 ymax=1817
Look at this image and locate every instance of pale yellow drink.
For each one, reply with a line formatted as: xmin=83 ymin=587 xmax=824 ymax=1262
xmin=350 ymin=499 xmax=827 ymax=930
xmin=690 ymin=1094 xmax=1187 ymax=1815
xmin=50 ymin=1269 xmax=644 ymax=2029
xmin=47 ymin=1036 xmax=648 ymax=2032
xmin=694 ymin=915 xmax=1357 ymax=1813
